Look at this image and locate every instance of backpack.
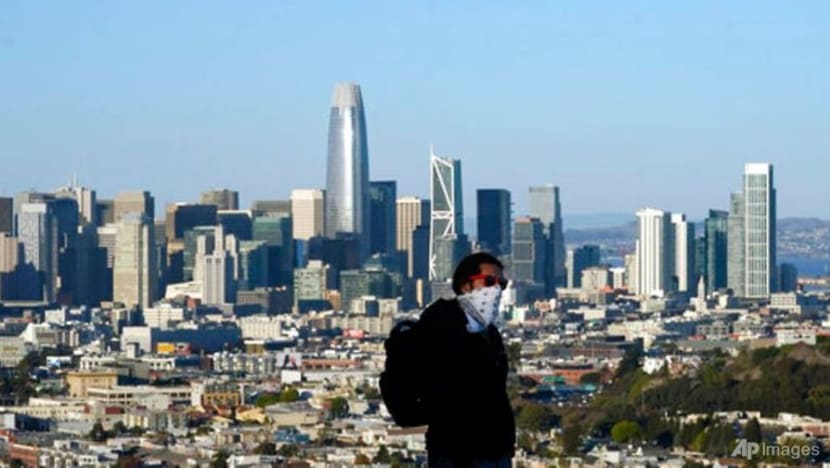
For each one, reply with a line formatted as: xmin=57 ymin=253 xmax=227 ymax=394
xmin=379 ymin=319 xmax=428 ymax=427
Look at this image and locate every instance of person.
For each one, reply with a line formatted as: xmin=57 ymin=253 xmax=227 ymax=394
xmin=418 ymin=252 xmax=516 ymax=467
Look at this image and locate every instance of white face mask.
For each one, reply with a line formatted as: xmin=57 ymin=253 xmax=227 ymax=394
xmin=458 ymin=285 xmax=502 ymax=332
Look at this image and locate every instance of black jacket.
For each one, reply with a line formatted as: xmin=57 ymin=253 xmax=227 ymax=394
xmin=418 ymin=298 xmax=516 ymax=461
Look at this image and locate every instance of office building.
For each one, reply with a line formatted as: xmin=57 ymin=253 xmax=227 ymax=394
xmin=429 ymin=149 xmax=463 ymax=280
xmin=671 ymin=213 xmax=695 ymax=294
xmin=369 ymin=181 xmax=396 ymax=256
xmin=529 ymin=185 xmax=566 ymax=291
xmin=476 ymin=189 xmax=511 ymax=256
xmin=566 ymin=245 xmax=601 ymax=288
xmin=512 ymin=217 xmax=545 ymax=285
xmin=705 ymin=210 xmax=729 ymax=294
xmin=325 ymin=82 xmax=370 ymax=260
xmin=113 ymin=213 xmax=157 ymax=309
xmin=635 ymin=208 xmax=674 ymax=297
xmin=114 ymin=191 xmax=154 ymax=223
xmin=396 ymin=196 xmax=430 ymax=278
xmin=201 ymin=189 xmax=239 ymax=211
xmin=165 ymin=203 xmax=217 ymax=241
xmin=290 ymin=189 xmax=325 ymax=241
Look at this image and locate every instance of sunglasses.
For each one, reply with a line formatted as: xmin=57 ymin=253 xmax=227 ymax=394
xmin=467 ymin=274 xmax=509 ymax=290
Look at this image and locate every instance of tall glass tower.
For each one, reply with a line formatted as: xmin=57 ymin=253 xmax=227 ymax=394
xmin=743 ymin=163 xmax=776 ymax=298
xmin=325 ymin=82 xmax=370 ymax=260
xmin=429 ymin=148 xmax=463 ymax=280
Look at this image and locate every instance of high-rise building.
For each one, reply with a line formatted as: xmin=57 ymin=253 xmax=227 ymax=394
xmin=251 ymin=200 xmax=291 ymax=218
xmin=429 ymin=149 xmax=463 ymax=280
xmin=55 ymin=178 xmax=97 ymax=226
xmin=290 ymin=189 xmax=325 ymax=241
xmin=95 ymin=199 xmax=115 ymax=226
xmin=671 ymin=213 xmax=695 ymax=294
xmin=293 ymin=260 xmax=331 ymax=308
xmin=727 ymin=192 xmax=745 ymax=297
xmin=512 ymin=217 xmax=546 ymax=285
xmin=727 ymin=163 xmax=777 ymax=299
xmin=217 ymin=210 xmax=253 ymax=241
xmin=201 ymin=189 xmax=239 ymax=211
xmin=203 ymin=251 xmax=237 ymax=305
xmin=476 ymin=189 xmax=511 ymax=256
xmin=340 ymin=269 xmax=398 ymax=313
xmin=238 ymin=241 xmax=269 ymax=291
xmin=0 ymin=197 xmax=15 ymax=234
xmin=18 ymin=203 xmax=58 ymax=302
xmin=635 ymin=208 xmax=674 ymax=297
xmin=566 ymin=245 xmax=601 ymax=288
xmin=369 ymin=181 xmax=396 ymax=256
xmin=183 ymin=226 xmax=216 ymax=282
xmin=431 ymin=234 xmax=471 ymax=282
xmin=743 ymin=163 xmax=777 ymax=298
xmin=114 ymin=191 xmax=154 ymax=223
xmin=165 ymin=203 xmax=217 ymax=241
xmin=325 ymin=82 xmax=370 ymax=260
xmin=0 ymin=233 xmax=20 ymax=299
xmin=113 ymin=213 xmax=157 ymax=309
xmin=705 ymin=210 xmax=729 ymax=294
xmin=529 ymin=185 xmax=566 ymax=291
xmin=778 ymin=263 xmax=798 ymax=293
xmin=396 ymin=197 xmax=430 ymax=278
xmin=253 ymin=214 xmax=293 ymax=287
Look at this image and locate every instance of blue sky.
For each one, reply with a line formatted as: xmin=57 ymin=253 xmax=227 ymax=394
xmin=1 ymin=1 xmax=828 ymax=220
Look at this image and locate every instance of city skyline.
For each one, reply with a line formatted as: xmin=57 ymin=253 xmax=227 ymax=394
xmin=2 ymin=2 xmax=828 ymax=219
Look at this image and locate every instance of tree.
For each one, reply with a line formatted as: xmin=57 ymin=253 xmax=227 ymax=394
xmin=516 ymin=402 xmax=558 ymax=433
xmin=112 ymin=421 xmax=127 ymax=434
xmin=373 ymin=445 xmax=391 ymax=463
xmin=517 ymin=432 xmax=536 ymax=454
xmin=580 ymin=372 xmax=602 ymax=385
xmin=255 ymin=392 xmax=281 ymax=408
xmin=278 ymin=444 xmax=299 ymax=457
xmin=507 ymin=342 xmax=522 ymax=372
xmin=253 ymin=442 xmax=276 ymax=455
xmin=744 ymin=418 xmax=762 ymax=443
xmin=611 ymin=420 xmax=643 ymax=444
xmin=210 ymin=450 xmax=230 ymax=468
xmin=559 ymin=424 xmax=583 ymax=456
xmin=89 ymin=421 xmax=108 ymax=442
xmin=279 ymin=387 xmax=300 ymax=403
xmin=329 ymin=397 xmax=349 ymax=419
xmin=354 ymin=453 xmax=371 ymax=464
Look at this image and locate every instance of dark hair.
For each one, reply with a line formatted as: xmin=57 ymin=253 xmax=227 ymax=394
xmin=451 ymin=252 xmax=504 ymax=294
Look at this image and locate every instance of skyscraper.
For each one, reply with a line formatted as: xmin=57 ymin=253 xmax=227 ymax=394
xmin=114 ymin=191 xmax=154 ymax=223
xmin=325 ymin=82 xmax=370 ymax=260
xmin=529 ymin=185 xmax=566 ymax=291
xmin=18 ymin=202 xmax=58 ymax=302
xmin=513 ymin=217 xmax=546 ymax=285
xmin=566 ymin=245 xmax=601 ymax=288
xmin=201 ymin=189 xmax=239 ymax=211
xmin=165 ymin=203 xmax=218 ymax=241
xmin=704 ymin=210 xmax=729 ymax=294
xmin=113 ymin=213 xmax=157 ymax=309
xmin=396 ymin=196 xmax=430 ymax=278
xmin=429 ymin=149 xmax=463 ymax=280
xmin=253 ymin=214 xmax=293 ymax=287
xmin=743 ymin=163 xmax=777 ymax=298
xmin=727 ymin=163 xmax=777 ymax=299
xmin=0 ymin=197 xmax=12 ymax=234
xmin=635 ymin=208 xmax=674 ymax=297
xmin=369 ymin=181 xmax=397 ymax=256
xmin=290 ymin=189 xmax=325 ymax=241
xmin=477 ymin=189 xmax=511 ymax=256
xmin=671 ymin=213 xmax=695 ymax=294
xmin=55 ymin=178 xmax=97 ymax=226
